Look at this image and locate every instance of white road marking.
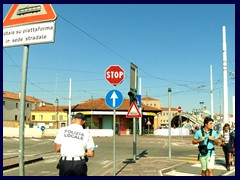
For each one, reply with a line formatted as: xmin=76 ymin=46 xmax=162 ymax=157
xmin=191 ymin=163 xmax=233 ymax=171
xmin=100 ymin=160 xmax=110 ymax=165
xmin=165 ymin=170 xmax=200 ymax=176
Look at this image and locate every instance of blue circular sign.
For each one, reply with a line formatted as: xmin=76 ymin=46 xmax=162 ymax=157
xmin=105 ymin=89 xmax=123 ymax=109
xmin=40 ymin=126 xmax=45 ymax=131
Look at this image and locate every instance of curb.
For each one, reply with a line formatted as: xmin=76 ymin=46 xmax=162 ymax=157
xmin=3 ymin=157 xmax=44 ymax=170
xmin=158 ymin=161 xmax=187 ymax=176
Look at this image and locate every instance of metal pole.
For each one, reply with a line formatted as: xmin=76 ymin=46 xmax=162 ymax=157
xmin=138 ymin=77 xmax=142 ymax=135
xmin=113 ymin=85 xmax=116 ymax=176
xmin=232 ymin=96 xmax=235 ymax=123
xmin=68 ymin=78 xmax=72 ymax=126
xmin=178 ymin=114 xmax=182 ymax=142
xmin=180 ymin=113 xmax=182 ymax=142
xmin=57 ymin=99 xmax=59 ymax=128
xmin=91 ymin=95 xmax=93 ymax=128
xmin=168 ymin=88 xmax=172 ymax=160
xmin=19 ymin=45 xmax=30 ymax=176
xmin=222 ymin=26 xmax=228 ymax=124
xmin=210 ymin=65 xmax=214 ymax=119
xmin=133 ymin=117 xmax=136 ymax=161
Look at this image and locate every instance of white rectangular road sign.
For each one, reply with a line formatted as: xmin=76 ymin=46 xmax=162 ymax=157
xmin=3 ymin=21 xmax=56 ymax=47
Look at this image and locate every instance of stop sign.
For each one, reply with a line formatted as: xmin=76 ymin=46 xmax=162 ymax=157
xmin=178 ymin=106 xmax=182 ymax=113
xmin=105 ymin=65 xmax=125 ymax=85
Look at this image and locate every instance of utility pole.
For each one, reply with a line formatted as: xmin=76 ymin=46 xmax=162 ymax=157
xmin=168 ymin=88 xmax=172 ymax=160
xmin=222 ymin=26 xmax=228 ymax=124
xmin=55 ymin=98 xmax=59 ymax=129
xmin=68 ymin=78 xmax=72 ymax=126
xmin=210 ymin=65 xmax=214 ymax=118
xmin=138 ymin=77 xmax=142 ymax=135
xmin=91 ymin=95 xmax=93 ymax=128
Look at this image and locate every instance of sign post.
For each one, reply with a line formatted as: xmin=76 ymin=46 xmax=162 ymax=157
xmin=178 ymin=106 xmax=183 ymax=141
xmin=105 ymin=65 xmax=124 ymax=176
xmin=128 ymin=63 xmax=139 ymax=162
xmin=3 ymin=4 xmax=57 ymax=176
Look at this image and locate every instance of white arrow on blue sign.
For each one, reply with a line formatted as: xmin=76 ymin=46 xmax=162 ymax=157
xmin=105 ymin=89 xmax=123 ymax=109
xmin=40 ymin=126 xmax=45 ymax=131
xmin=136 ymin=94 xmax=141 ymax=108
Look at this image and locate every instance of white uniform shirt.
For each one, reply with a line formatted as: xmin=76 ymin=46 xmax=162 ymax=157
xmin=219 ymin=130 xmax=230 ymax=144
xmin=54 ymin=124 xmax=95 ymax=157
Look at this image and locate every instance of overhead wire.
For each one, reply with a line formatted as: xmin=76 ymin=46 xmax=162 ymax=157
xmin=3 ymin=11 xmax=234 ymax=104
xmin=57 ymin=14 xmax=214 ymax=93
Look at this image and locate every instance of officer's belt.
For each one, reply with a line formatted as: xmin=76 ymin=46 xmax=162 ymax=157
xmin=62 ymin=156 xmax=85 ymax=161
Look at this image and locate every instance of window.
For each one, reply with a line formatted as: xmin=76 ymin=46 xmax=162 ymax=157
xmin=15 ymin=115 xmax=18 ymax=121
xmin=59 ymin=115 xmax=63 ymax=121
xmin=52 ymin=115 xmax=55 ymax=120
xmin=40 ymin=115 xmax=43 ymax=120
xmin=3 ymin=101 xmax=5 ymax=106
xmin=16 ymin=103 xmax=18 ymax=108
xmin=27 ymin=103 xmax=29 ymax=108
xmin=32 ymin=115 xmax=35 ymax=120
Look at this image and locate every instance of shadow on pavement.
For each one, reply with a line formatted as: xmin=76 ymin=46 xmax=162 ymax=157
xmin=116 ymin=149 xmax=148 ymax=175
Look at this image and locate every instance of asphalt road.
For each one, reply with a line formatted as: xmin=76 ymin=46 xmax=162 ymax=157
xmin=3 ymin=135 xmax=232 ymax=176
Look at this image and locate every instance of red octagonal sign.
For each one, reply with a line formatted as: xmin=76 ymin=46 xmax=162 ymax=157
xmin=105 ymin=65 xmax=125 ymax=85
xmin=178 ymin=106 xmax=182 ymax=113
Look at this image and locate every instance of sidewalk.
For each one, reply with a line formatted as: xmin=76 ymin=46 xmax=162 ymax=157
xmin=103 ymin=156 xmax=235 ymax=176
xmin=103 ymin=156 xmax=186 ymax=176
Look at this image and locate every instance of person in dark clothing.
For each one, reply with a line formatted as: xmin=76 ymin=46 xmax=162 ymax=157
xmin=218 ymin=123 xmax=232 ymax=171
xmin=228 ymin=129 xmax=235 ymax=166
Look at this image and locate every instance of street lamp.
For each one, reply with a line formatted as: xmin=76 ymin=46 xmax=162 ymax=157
xmin=199 ymin=102 xmax=204 ymax=110
xmin=55 ymin=98 xmax=59 ymax=129
xmin=199 ymin=102 xmax=204 ymax=117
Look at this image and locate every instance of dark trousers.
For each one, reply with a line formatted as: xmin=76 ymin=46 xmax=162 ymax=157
xmin=59 ymin=159 xmax=87 ymax=176
xmin=222 ymin=144 xmax=230 ymax=167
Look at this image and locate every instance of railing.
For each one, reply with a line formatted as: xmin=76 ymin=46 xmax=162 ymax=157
xmin=182 ymin=113 xmax=203 ymax=125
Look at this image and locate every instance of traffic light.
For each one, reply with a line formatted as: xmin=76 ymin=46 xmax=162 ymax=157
xmin=128 ymin=90 xmax=138 ymax=105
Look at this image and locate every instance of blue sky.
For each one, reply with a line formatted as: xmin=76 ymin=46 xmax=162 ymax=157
xmin=3 ymin=4 xmax=235 ymax=114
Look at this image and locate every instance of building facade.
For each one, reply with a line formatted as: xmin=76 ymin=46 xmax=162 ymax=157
xmin=3 ymin=91 xmax=53 ymax=127
xmin=141 ymin=96 xmax=178 ymax=128
xmin=31 ymin=106 xmax=68 ymax=129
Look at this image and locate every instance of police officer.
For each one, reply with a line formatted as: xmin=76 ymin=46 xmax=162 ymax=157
xmin=54 ymin=113 xmax=95 ymax=176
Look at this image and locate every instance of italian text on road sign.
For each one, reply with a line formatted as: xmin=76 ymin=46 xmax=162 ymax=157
xmin=3 ymin=4 xmax=57 ymax=27
xmin=3 ymin=21 xmax=56 ymax=47
xmin=105 ymin=65 xmax=125 ymax=85
xmin=105 ymin=89 xmax=123 ymax=109
xmin=126 ymin=102 xmax=142 ymax=118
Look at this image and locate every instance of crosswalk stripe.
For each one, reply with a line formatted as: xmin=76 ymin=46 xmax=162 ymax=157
xmin=191 ymin=163 xmax=235 ymax=171
xmin=165 ymin=170 xmax=200 ymax=176
xmin=172 ymin=155 xmax=199 ymax=164
xmin=3 ymin=138 xmax=53 ymax=141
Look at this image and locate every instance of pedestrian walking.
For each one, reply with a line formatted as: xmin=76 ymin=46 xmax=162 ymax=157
xmin=54 ymin=113 xmax=95 ymax=176
xmin=228 ymin=128 xmax=235 ymax=167
xmin=218 ymin=123 xmax=233 ymax=171
xmin=192 ymin=117 xmax=219 ymax=176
